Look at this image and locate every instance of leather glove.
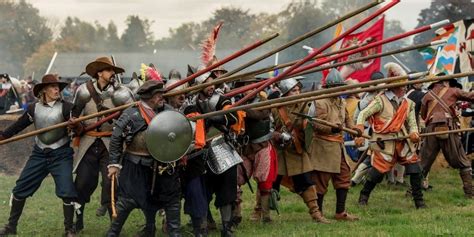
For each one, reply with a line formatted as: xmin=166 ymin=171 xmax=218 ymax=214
xmin=331 ymin=124 xmax=342 ymax=134
xmin=267 ymin=91 xmax=281 ymax=100
xmin=207 ymin=115 xmax=227 ymax=126
xmin=354 ymin=137 xmax=366 ymax=147
xmin=409 ymin=132 xmax=420 ymax=143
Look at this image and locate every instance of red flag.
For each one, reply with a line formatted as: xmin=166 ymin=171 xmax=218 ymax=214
xmin=337 ymin=16 xmax=385 ymax=82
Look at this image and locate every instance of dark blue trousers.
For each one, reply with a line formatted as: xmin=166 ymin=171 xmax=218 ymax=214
xmin=12 ymin=144 xmax=77 ymax=200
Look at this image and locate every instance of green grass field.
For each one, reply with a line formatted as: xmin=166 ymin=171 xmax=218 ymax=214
xmin=0 ymin=167 xmax=472 ymax=237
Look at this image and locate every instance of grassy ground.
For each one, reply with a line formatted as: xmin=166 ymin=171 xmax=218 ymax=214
xmin=0 ymin=167 xmax=472 ymax=237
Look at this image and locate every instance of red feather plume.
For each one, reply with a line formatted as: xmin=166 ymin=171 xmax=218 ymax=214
xmin=200 ymin=21 xmax=223 ymax=66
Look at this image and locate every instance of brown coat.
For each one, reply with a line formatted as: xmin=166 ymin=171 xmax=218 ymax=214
xmin=309 ymin=97 xmax=352 ymax=173
xmin=421 ymin=83 xmax=474 ymax=125
xmin=272 ymin=103 xmax=313 ymax=176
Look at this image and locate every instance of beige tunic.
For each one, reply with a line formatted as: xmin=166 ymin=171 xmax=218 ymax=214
xmin=309 ymin=97 xmax=352 ymax=173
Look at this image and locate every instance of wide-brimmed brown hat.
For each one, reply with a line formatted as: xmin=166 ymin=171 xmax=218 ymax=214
xmin=85 ymin=56 xmax=125 ymax=78
xmin=33 ymin=74 xmax=69 ymax=97
xmin=137 ymin=80 xmax=166 ymax=99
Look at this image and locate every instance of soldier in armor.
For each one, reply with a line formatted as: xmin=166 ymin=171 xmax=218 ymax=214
xmin=71 ymin=56 xmax=126 ymax=231
xmin=271 ymin=77 xmax=329 ymax=223
xmin=0 ymin=74 xmax=78 ymax=237
xmin=309 ymin=69 xmax=360 ymax=221
xmin=165 ymin=70 xmax=188 ymax=111
xmin=106 ymin=80 xmax=182 ymax=237
xmin=184 ymin=70 xmax=238 ymax=237
xmin=354 ymin=63 xmax=425 ymax=209
xmin=232 ymin=78 xmax=277 ymax=224
xmin=419 ymin=76 xmax=474 ymax=198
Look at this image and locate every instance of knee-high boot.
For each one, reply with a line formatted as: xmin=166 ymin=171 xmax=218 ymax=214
xmin=63 ymin=202 xmax=76 ymax=237
xmin=460 ymin=169 xmax=473 ymax=198
xmin=410 ymin=173 xmax=426 ymax=209
xmin=0 ymin=196 xmax=26 ymax=236
xmin=106 ymin=198 xmax=136 ymax=237
xmin=359 ymin=167 xmax=383 ymax=205
xmin=164 ymin=200 xmax=181 ymax=237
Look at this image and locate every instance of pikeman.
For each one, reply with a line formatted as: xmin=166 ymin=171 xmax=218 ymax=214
xmin=419 ymin=74 xmax=474 ymax=198
xmin=0 ymin=75 xmax=78 ymax=237
xmin=106 ymin=80 xmax=182 ymax=237
xmin=270 ymin=76 xmax=329 ymax=223
xmin=164 ymin=69 xmax=211 ymax=237
xmin=165 ymin=69 xmax=188 ymax=111
xmin=70 ymin=56 xmax=131 ymax=232
xmin=309 ymin=69 xmax=360 ymax=221
xmin=232 ymin=77 xmax=278 ymax=225
xmin=354 ymin=63 xmax=425 ymax=209
xmin=184 ymin=68 xmax=239 ymax=236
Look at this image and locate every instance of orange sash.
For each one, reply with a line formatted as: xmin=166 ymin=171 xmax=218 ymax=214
xmin=223 ymin=104 xmax=246 ymax=135
xmin=186 ymin=112 xmax=206 ymax=149
xmin=371 ymin=98 xmax=409 ymax=134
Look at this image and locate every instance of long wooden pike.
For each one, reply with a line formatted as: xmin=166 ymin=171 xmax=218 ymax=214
xmin=0 ymin=102 xmax=137 ymax=145
xmin=219 ymin=0 xmax=383 ymax=78
xmin=232 ymin=0 xmax=401 ymax=107
xmin=163 ymin=43 xmax=362 ymax=97
xmin=226 ymin=19 xmax=449 ymax=98
xmin=292 ymin=112 xmax=371 ymax=139
xmin=165 ymin=33 xmax=279 ymax=91
xmin=189 ymin=72 xmax=474 ymax=121
xmin=369 ymin=127 xmax=474 ymax=143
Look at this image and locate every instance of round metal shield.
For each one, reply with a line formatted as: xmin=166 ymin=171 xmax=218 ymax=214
xmin=145 ymin=110 xmax=193 ymax=163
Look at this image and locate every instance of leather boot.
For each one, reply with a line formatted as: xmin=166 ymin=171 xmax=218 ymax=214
xmin=63 ymin=203 xmax=76 ymax=237
xmin=0 ymin=196 xmax=26 ymax=236
xmin=220 ymin=222 xmax=234 ymax=237
xmin=410 ymin=173 xmax=426 ymax=209
xmin=231 ymin=186 xmax=243 ymax=227
xmin=460 ymin=169 xmax=473 ymax=199
xmin=191 ymin=216 xmax=207 ymax=237
xmin=106 ymin=198 xmax=136 ymax=237
xmin=249 ymin=190 xmax=262 ymax=221
xmin=75 ymin=204 xmax=84 ymax=233
xmin=220 ymin=205 xmax=233 ymax=237
xmin=359 ymin=168 xmax=383 ymax=206
xmin=164 ymin=200 xmax=181 ymax=237
xmin=260 ymin=193 xmax=272 ymax=223
xmin=134 ymin=209 xmax=157 ymax=237
xmin=300 ymin=186 xmax=330 ymax=224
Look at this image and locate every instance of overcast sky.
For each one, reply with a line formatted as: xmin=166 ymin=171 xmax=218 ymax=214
xmin=25 ymin=0 xmax=432 ymax=39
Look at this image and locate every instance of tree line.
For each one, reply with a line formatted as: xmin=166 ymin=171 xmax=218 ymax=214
xmin=1 ymin=0 xmax=472 ymax=78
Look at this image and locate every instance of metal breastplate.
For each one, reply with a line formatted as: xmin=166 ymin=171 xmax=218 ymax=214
xmin=197 ymin=93 xmax=220 ymax=113
xmin=125 ymin=129 xmax=150 ymax=156
xmin=34 ymin=102 xmax=68 ymax=147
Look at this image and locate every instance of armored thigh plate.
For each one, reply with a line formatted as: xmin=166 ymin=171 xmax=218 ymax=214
xmin=207 ymin=135 xmax=243 ymax=175
xmin=145 ymin=110 xmax=193 ymax=163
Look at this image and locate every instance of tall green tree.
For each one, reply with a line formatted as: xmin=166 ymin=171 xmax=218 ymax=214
xmin=121 ymin=15 xmax=154 ymax=52
xmin=0 ymin=0 xmax=52 ymax=76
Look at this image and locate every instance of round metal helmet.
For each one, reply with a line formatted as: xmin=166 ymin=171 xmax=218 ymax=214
xmin=324 ymin=69 xmax=346 ymax=88
xmin=145 ymin=110 xmax=193 ymax=163
xmin=193 ymin=66 xmax=212 ymax=86
xmin=165 ymin=79 xmax=188 ymax=93
xmin=111 ymin=85 xmax=136 ymax=107
xmin=168 ymin=69 xmax=182 ymax=80
xmin=278 ymin=76 xmax=304 ymax=95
